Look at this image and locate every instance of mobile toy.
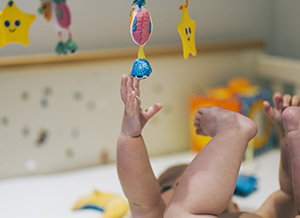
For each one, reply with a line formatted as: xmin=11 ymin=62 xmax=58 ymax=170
xmin=38 ymin=0 xmax=78 ymax=55
xmin=177 ymin=0 xmax=197 ymax=59
xmin=129 ymin=0 xmax=153 ymax=79
xmin=0 ymin=1 xmax=36 ymax=47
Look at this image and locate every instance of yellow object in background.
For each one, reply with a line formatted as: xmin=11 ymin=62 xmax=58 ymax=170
xmin=177 ymin=0 xmax=197 ymax=59
xmin=189 ymin=92 xmax=241 ymax=152
xmin=228 ymin=77 xmax=259 ymax=96
xmin=247 ymin=100 xmax=272 ymax=150
xmin=73 ymin=190 xmax=129 ymax=218
xmin=190 ymin=78 xmax=274 ymax=154
xmin=0 ymin=1 xmax=36 ymax=47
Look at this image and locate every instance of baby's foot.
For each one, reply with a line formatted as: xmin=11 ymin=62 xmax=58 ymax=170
xmin=194 ymin=107 xmax=257 ymax=141
xmin=282 ymin=106 xmax=300 ymax=142
xmin=283 ymin=107 xmax=300 ymax=218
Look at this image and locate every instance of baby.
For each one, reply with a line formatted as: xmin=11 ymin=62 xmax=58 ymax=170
xmin=117 ymin=73 xmax=300 ymax=218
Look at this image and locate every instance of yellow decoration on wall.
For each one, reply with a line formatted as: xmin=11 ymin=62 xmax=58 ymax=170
xmin=0 ymin=1 xmax=36 ymax=47
xmin=177 ymin=0 xmax=197 ymax=59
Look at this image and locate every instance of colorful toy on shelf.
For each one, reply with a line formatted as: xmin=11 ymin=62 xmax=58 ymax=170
xmin=189 ymin=88 xmax=241 ymax=152
xmin=0 ymin=1 xmax=36 ymax=47
xmin=129 ymin=0 xmax=153 ymax=79
xmin=177 ymin=0 xmax=197 ymax=59
xmin=73 ymin=190 xmax=129 ymax=218
xmin=38 ymin=0 xmax=78 ymax=55
xmin=189 ymin=78 xmax=275 ymax=156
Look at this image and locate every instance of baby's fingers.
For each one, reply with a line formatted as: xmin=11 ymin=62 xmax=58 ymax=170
xmin=127 ymin=73 xmax=134 ymax=94
xmin=133 ymin=78 xmax=140 ymax=97
xmin=144 ymin=103 xmax=163 ymax=120
xmin=125 ymin=91 xmax=138 ymax=114
xmin=120 ymin=74 xmax=128 ymax=103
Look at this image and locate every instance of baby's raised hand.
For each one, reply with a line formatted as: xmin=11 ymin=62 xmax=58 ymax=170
xmin=264 ymin=92 xmax=300 ymax=134
xmin=120 ymin=74 xmax=162 ymax=137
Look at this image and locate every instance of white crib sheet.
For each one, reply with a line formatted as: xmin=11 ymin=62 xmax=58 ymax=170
xmin=0 ymin=150 xmax=280 ymax=218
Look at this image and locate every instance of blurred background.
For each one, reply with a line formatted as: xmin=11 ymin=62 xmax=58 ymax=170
xmin=0 ymin=0 xmax=299 ymax=59
xmin=1 ymin=0 xmax=300 ymax=178
xmin=1 ymin=1 xmax=300 ymax=216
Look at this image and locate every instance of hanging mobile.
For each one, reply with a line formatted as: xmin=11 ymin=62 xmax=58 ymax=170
xmin=38 ymin=0 xmax=78 ymax=55
xmin=0 ymin=0 xmax=36 ymax=47
xmin=129 ymin=0 xmax=153 ymax=79
xmin=177 ymin=0 xmax=197 ymax=59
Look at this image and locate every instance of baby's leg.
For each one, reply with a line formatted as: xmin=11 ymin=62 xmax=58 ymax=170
xmin=165 ymin=107 xmax=257 ymax=217
xmin=283 ymin=106 xmax=300 ymax=215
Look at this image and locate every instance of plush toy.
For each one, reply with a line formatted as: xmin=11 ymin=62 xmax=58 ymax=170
xmin=0 ymin=1 xmax=36 ymax=47
xmin=38 ymin=0 xmax=78 ymax=55
xmin=177 ymin=0 xmax=197 ymax=59
xmin=73 ymin=190 xmax=129 ymax=218
xmin=129 ymin=0 xmax=153 ymax=79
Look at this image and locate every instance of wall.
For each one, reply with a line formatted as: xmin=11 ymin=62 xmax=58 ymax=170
xmin=0 ymin=45 xmax=263 ymax=178
xmin=0 ymin=0 xmax=272 ymax=57
xmin=268 ymin=0 xmax=300 ymax=60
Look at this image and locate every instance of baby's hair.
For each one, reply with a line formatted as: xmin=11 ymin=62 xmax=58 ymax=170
xmin=157 ymin=164 xmax=189 ymax=193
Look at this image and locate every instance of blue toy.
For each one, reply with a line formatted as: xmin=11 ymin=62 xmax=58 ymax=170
xmin=129 ymin=0 xmax=153 ymax=79
xmin=234 ymin=174 xmax=257 ymax=197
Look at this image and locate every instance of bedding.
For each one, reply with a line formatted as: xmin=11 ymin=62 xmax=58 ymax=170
xmin=0 ymin=150 xmax=280 ymax=218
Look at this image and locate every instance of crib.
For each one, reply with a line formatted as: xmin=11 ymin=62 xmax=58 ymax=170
xmin=0 ymin=39 xmax=296 ymax=217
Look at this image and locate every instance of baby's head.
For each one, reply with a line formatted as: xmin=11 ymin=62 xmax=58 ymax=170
xmin=158 ymin=164 xmax=240 ymax=214
xmin=158 ymin=164 xmax=188 ymax=204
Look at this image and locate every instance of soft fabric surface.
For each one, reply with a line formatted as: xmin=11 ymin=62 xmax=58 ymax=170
xmin=0 ymin=149 xmax=279 ymax=218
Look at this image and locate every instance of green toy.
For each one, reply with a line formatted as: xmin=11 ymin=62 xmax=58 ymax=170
xmin=38 ymin=0 xmax=78 ymax=55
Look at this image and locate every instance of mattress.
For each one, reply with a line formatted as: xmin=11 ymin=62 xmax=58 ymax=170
xmin=0 ymin=149 xmax=280 ymax=218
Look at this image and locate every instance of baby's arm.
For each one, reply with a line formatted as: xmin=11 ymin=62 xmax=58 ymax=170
xmin=255 ymin=92 xmax=300 ymax=218
xmin=117 ymin=74 xmax=165 ymax=218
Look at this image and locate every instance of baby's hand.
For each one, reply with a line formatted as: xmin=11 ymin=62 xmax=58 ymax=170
xmin=120 ymin=74 xmax=162 ymax=137
xmin=264 ymin=92 xmax=300 ymax=134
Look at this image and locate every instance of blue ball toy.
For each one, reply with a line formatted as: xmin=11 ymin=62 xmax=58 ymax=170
xmin=131 ymin=58 xmax=152 ymax=79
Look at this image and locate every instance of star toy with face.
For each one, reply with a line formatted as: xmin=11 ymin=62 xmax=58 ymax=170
xmin=0 ymin=1 xmax=36 ymax=47
xmin=38 ymin=0 xmax=78 ymax=55
xmin=177 ymin=0 xmax=197 ymax=59
xmin=129 ymin=0 xmax=153 ymax=79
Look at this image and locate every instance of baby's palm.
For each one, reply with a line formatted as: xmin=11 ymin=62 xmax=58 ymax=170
xmin=121 ymin=74 xmax=162 ymax=137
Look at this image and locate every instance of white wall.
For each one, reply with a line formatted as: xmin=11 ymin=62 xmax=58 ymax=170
xmin=0 ymin=0 xmax=272 ymax=57
xmin=268 ymin=0 xmax=300 ymax=60
xmin=0 ymin=47 xmax=263 ymax=178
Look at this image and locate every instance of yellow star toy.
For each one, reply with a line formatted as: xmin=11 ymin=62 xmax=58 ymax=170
xmin=0 ymin=1 xmax=36 ymax=47
xmin=177 ymin=0 xmax=197 ymax=59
